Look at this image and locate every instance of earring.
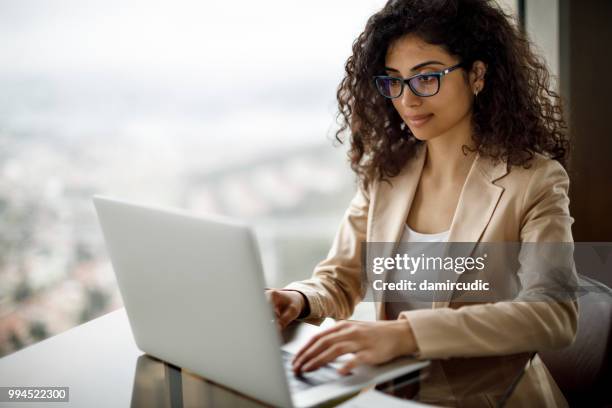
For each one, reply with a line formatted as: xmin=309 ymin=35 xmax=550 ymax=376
xmin=474 ymin=87 xmax=480 ymax=96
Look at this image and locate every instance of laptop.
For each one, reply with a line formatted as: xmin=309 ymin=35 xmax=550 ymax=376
xmin=93 ymin=195 xmax=429 ymax=407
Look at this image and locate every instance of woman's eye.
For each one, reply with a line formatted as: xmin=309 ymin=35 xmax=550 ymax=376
xmin=418 ymin=75 xmax=436 ymax=83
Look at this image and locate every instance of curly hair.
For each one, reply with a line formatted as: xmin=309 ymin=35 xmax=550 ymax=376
xmin=335 ymin=0 xmax=569 ymax=189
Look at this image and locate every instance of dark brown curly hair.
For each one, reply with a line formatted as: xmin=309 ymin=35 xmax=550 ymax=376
xmin=335 ymin=0 xmax=569 ymax=189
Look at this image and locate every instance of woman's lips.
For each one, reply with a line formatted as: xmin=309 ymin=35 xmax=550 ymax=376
xmin=405 ymin=114 xmax=433 ymax=128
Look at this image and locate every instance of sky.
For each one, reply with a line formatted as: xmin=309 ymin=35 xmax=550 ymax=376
xmin=0 ymin=0 xmax=389 ymax=156
xmin=0 ymin=0 xmax=386 ymax=82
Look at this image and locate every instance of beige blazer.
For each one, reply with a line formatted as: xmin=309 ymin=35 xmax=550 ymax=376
xmin=285 ymin=144 xmax=578 ymax=407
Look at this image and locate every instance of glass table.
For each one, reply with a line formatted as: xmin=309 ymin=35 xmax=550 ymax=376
xmin=0 ymin=308 xmax=529 ymax=407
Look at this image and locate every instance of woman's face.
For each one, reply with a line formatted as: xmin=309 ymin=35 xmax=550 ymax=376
xmin=384 ymin=34 xmax=485 ymax=142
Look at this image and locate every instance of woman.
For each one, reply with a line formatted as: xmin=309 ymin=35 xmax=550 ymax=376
xmin=266 ymin=0 xmax=577 ymax=406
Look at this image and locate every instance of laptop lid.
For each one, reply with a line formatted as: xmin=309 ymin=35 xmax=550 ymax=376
xmin=93 ymin=195 xmax=293 ymax=408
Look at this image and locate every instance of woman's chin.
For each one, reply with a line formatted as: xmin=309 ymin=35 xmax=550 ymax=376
xmin=410 ymin=130 xmax=434 ymax=141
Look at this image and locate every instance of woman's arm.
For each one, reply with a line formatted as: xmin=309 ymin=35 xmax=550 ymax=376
xmin=283 ymin=183 xmax=371 ymax=322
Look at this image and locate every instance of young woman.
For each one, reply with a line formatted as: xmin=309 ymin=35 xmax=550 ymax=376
xmin=267 ymin=0 xmax=577 ymax=405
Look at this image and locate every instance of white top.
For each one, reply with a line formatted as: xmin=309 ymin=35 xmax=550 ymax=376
xmin=401 ymin=224 xmax=449 ymax=243
xmin=385 ymin=224 xmax=449 ymax=319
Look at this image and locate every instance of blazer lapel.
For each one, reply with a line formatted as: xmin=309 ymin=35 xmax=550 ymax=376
xmin=433 ymin=153 xmax=508 ymax=307
xmin=370 ymin=144 xmax=428 ymax=244
xmin=370 ymin=144 xmax=427 ymax=319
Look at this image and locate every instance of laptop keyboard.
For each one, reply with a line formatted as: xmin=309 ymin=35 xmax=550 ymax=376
xmin=281 ymin=350 xmax=351 ymax=392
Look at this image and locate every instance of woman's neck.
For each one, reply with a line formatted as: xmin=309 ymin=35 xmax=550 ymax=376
xmin=423 ymin=118 xmax=477 ymax=183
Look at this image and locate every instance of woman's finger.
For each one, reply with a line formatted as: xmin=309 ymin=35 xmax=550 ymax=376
xmin=293 ymin=327 xmax=350 ymax=370
xmin=278 ymin=306 xmax=297 ymax=329
xmin=292 ymin=321 xmax=350 ymax=362
xmin=337 ymin=351 xmax=369 ymax=375
xmin=301 ymin=341 xmax=359 ymax=372
xmin=293 ymin=325 xmax=358 ymax=372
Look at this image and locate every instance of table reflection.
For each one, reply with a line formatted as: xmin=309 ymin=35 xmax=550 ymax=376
xmin=380 ymin=353 xmax=533 ymax=407
xmin=130 ymin=354 xmax=264 ymax=408
xmin=130 ymin=351 xmax=529 ymax=407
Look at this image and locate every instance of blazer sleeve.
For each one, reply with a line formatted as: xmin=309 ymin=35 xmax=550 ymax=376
xmin=283 ymin=183 xmax=370 ymax=322
xmin=398 ymin=159 xmax=579 ymax=359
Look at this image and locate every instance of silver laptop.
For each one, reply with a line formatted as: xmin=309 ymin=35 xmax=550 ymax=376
xmin=93 ymin=195 xmax=428 ymax=407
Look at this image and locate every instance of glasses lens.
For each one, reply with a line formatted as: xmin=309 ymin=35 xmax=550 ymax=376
xmin=375 ymin=77 xmax=403 ymax=98
xmin=409 ymin=74 xmax=439 ymax=96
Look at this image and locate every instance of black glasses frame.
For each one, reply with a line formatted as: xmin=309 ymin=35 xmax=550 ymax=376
xmin=373 ymin=62 xmax=464 ymax=98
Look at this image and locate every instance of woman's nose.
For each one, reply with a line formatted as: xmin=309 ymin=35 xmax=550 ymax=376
xmin=400 ymin=86 xmax=422 ymax=108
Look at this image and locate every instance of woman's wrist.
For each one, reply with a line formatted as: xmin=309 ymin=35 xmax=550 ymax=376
xmin=281 ymin=289 xmax=310 ymax=319
xmin=393 ymin=319 xmax=418 ymax=356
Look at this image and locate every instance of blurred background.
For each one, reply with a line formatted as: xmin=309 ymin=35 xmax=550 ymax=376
xmin=1 ymin=0 xmax=609 ymax=358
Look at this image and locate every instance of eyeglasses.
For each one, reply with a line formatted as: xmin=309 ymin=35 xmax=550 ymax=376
xmin=373 ymin=62 xmax=464 ymax=98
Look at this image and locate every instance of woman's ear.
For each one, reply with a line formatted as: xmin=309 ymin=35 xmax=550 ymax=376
xmin=470 ymin=60 xmax=487 ymax=95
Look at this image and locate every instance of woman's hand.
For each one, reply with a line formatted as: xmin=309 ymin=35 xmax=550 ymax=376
xmin=292 ymin=320 xmax=418 ymax=375
xmin=265 ymin=289 xmax=305 ymax=330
